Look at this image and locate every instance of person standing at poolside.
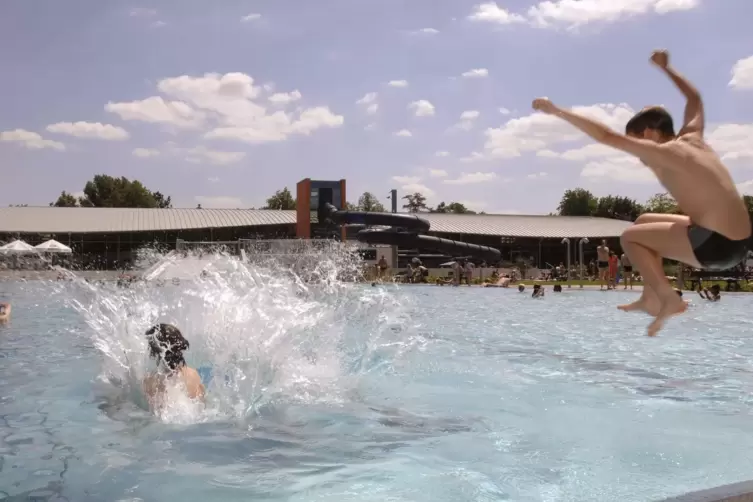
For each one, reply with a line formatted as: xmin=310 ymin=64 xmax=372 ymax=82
xmin=532 ymin=49 xmax=750 ymax=336
xmin=608 ymin=251 xmax=619 ymax=290
xmin=596 ymin=240 xmax=610 ymax=290
xmin=621 ymin=252 xmax=634 ymax=290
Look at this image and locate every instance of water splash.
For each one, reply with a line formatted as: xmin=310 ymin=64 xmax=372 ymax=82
xmin=57 ymin=245 xmax=416 ymax=425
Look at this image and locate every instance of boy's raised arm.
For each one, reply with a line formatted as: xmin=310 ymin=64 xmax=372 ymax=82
xmin=650 ymin=49 xmax=705 ymax=136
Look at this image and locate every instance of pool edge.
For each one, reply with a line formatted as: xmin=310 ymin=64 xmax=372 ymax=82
xmin=662 ymin=481 xmax=753 ymax=502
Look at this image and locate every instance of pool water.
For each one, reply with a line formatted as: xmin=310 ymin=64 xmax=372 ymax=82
xmin=3 ymin=265 xmax=753 ymax=501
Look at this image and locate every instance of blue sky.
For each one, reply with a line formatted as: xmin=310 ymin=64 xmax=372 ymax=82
xmin=1 ymin=0 xmax=752 ymax=213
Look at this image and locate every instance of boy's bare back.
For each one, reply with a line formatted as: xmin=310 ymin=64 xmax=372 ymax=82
xmin=640 ymin=133 xmax=749 ymax=240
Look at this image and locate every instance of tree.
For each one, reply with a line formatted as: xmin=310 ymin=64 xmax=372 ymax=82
xmin=557 ymin=188 xmax=598 ymax=216
xmin=357 ymin=192 xmax=386 ymax=212
xmin=50 ymin=175 xmax=171 ymax=208
xmin=644 ymin=192 xmax=679 ymax=214
xmin=402 ymin=192 xmax=428 ymax=213
xmin=593 ymin=195 xmax=643 ymax=221
xmin=344 ymin=201 xmax=358 ymax=211
xmin=263 ymin=188 xmax=296 ymax=210
xmin=51 ymin=191 xmax=79 ymax=207
xmin=432 ymin=201 xmax=476 ymax=214
xmin=152 ymin=191 xmax=172 ymax=209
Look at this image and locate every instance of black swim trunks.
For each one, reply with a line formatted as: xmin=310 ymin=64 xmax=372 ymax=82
xmin=598 ymin=260 xmax=608 ymax=269
xmin=623 ymin=265 xmax=633 ymax=273
xmin=688 ymin=225 xmax=750 ymax=271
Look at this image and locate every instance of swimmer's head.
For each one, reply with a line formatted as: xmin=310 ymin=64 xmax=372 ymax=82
xmin=146 ymin=323 xmax=189 ymax=371
xmin=710 ymin=284 xmax=721 ymax=295
xmin=625 ymin=106 xmax=675 ymax=142
xmin=518 ymin=285 xmax=525 ymax=292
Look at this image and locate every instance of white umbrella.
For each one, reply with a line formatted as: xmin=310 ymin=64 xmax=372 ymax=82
xmin=0 ymin=239 xmax=37 ymax=254
xmin=34 ymin=239 xmax=72 ymax=254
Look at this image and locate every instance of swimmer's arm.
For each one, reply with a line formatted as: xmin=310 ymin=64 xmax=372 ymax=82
xmin=657 ymin=64 xmax=704 ymax=136
xmin=552 ymin=107 xmax=669 ymax=159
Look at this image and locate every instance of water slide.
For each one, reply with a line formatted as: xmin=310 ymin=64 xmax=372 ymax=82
xmin=322 ymin=204 xmax=502 ymax=261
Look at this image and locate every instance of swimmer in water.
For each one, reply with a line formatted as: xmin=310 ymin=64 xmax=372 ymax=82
xmin=698 ymin=283 xmax=721 ymax=302
xmin=142 ymin=324 xmax=205 ymax=410
xmin=0 ymin=302 xmax=10 ymax=322
xmin=533 ymin=49 xmax=750 ymax=337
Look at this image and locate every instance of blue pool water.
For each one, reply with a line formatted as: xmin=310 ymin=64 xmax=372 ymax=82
xmin=3 ymin=268 xmax=753 ymax=501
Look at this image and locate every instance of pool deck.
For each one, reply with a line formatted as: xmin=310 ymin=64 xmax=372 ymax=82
xmin=661 ymin=480 xmax=753 ymax=501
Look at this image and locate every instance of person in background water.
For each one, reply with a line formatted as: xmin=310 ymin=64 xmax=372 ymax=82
xmin=532 ymin=284 xmax=545 ymax=298
xmin=596 ymin=240 xmax=610 ymax=290
xmin=377 ymin=255 xmax=388 ymax=279
xmin=698 ymin=284 xmax=721 ymax=302
xmin=0 ymin=302 xmax=10 ymax=322
xmin=621 ymin=251 xmax=634 ymax=290
xmin=142 ymin=324 xmax=205 ymax=411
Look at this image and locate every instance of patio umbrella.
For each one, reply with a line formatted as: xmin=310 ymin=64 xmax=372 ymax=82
xmin=0 ymin=239 xmax=37 ymax=254
xmin=34 ymin=239 xmax=73 ymax=253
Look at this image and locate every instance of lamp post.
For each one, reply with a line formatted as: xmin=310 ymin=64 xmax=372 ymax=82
xmin=386 ymin=189 xmax=398 ymax=272
xmin=561 ymin=238 xmax=571 ymax=288
xmin=579 ymin=237 xmax=589 ymax=288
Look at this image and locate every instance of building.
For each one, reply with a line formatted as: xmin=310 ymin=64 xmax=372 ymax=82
xmin=0 ymin=205 xmax=632 ymax=270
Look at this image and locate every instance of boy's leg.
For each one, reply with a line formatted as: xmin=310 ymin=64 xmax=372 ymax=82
xmin=618 ymin=220 xmax=701 ymax=336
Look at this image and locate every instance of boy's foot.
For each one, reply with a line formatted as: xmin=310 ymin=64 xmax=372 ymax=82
xmin=618 ymin=293 xmax=660 ymax=316
xmin=647 ymin=293 xmax=688 ymax=337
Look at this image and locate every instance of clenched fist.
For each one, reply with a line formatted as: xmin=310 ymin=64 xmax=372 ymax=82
xmin=650 ymin=49 xmax=669 ymax=69
xmin=532 ymin=97 xmax=558 ymax=114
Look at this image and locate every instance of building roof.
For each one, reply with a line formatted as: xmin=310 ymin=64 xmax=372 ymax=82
xmin=0 ymin=207 xmax=632 ymax=238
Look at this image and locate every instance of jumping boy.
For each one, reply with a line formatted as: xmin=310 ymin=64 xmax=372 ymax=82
xmin=532 ymin=49 xmax=750 ymax=336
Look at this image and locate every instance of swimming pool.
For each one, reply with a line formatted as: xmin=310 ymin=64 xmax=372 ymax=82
xmin=3 ymin=264 xmax=753 ymax=501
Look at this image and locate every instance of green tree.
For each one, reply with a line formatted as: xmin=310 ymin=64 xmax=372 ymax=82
xmin=53 ymin=175 xmax=171 ymax=208
xmin=51 ymin=191 xmax=79 ymax=207
xmin=263 ymin=187 xmax=296 ymax=210
xmin=357 ymin=192 xmax=386 ymax=212
xmin=594 ymin=195 xmax=643 ymax=221
xmin=152 ymin=191 xmax=172 ymax=209
xmin=402 ymin=192 xmax=428 ymax=213
xmin=557 ymin=188 xmax=597 ymax=216
xmin=432 ymin=201 xmax=476 ymax=214
xmin=644 ymin=192 xmax=679 ymax=214
xmin=344 ymin=201 xmax=358 ymax=211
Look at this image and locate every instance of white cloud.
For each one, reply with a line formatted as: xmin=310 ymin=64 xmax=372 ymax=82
xmin=208 ymin=177 xmax=220 ymax=183
xmin=580 ymin=156 xmax=654 ymax=183
xmin=46 ymin=121 xmax=129 ymax=140
xmin=526 ymin=0 xmax=701 ymax=29
xmin=450 ymin=110 xmax=480 ymax=132
xmin=105 ymin=96 xmax=204 ymax=129
xmin=729 ymin=56 xmax=753 ymax=90
xmin=707 ymin=123 xmax=753 ymax=161
xmin=468 ymin=2 xmax=526 ymax=24
xmin=429 ymin=169 xmax=448 ymax=178
xmin=130 ymin=8 xmax=157 ymax=17
xmin=435 ymin=151 xmax=450 ymax=157
xmin=392 ymin=176 xmax=421 ymax=184
xmin=356 ymin=92 xmax=379 ymax=115
xmin=132 ymin=147 xmax=160 ymax=158
xmin=394 ymin=129 xmax=412 ymax=137
xmin=527 ymin=171 xmax=548 ymax=179
xmin=356 ymin=92 xmax=377 ymax=105
xmin=408 ymin=100 xmax=436 ymax=117
xmin=106 ymin=73 xmax=343 ymax=144
xmin=195 ymin=196 xmax=245 ymax=208
xmin=479 ymin=102 xmax=635 ymax=159
xmin=181 ymin=145 xmax=246 ymax=165
xmin=499 ymin=107 xmax=511 ymax=115
xmin=387 ymin=80 xmax=409 ymax=88
xmin=151 ymin=21 xmax=166 ymax=28
xmin=444 ymin=172 xmax=499 ymax=185
xmin=402 ymin=183 xmax=436 ymax=198
xmin=461 ymin=68 xmax=489 ymax=78
xmin=268 ymin=90 xmax=301 ymax=104
xmin=241 ymin=13 xmax=262 ymax=22
xmin=412 ymin=28 xmax=439 ymax=35
xmin=737 ymin=180 xmax=753 ymax=195
xmin=0 ymin=129 xmax=65 ymax=151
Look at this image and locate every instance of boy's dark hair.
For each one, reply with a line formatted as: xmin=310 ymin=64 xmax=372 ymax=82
xmin=625 ymin=106 xmax=675 ymax=137
xmin=146 ymin=323 xmax=188 ymax=371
